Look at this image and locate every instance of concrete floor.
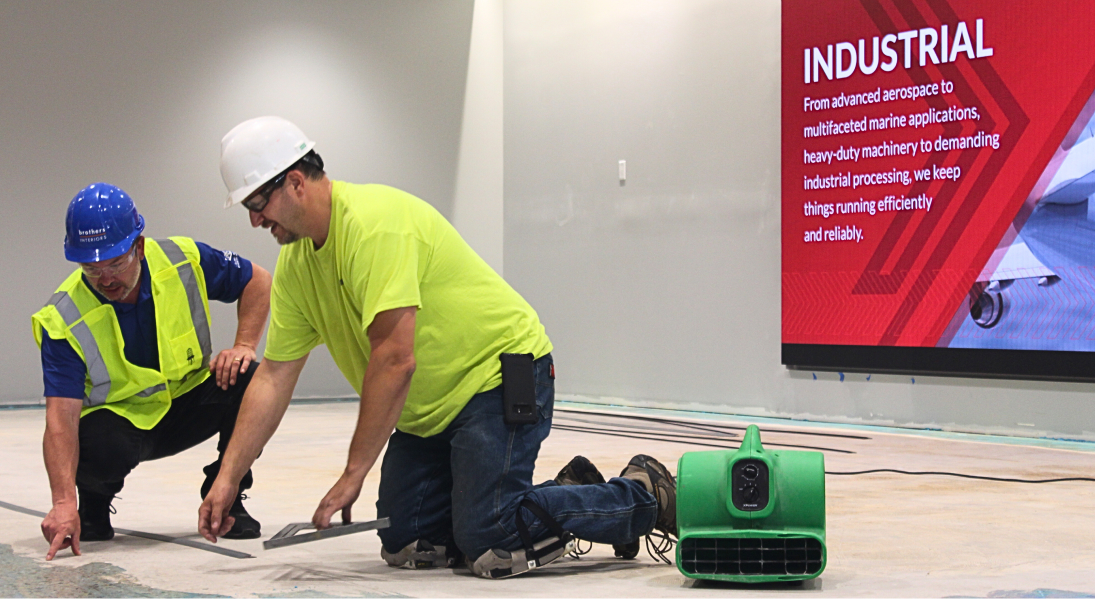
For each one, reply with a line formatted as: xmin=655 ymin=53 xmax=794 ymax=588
xmin=2 ymin=401 xmax=1094 ymax=598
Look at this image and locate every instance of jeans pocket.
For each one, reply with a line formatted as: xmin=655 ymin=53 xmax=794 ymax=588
xmin=524 ymin=354 xmax=553 ymax=422
xmin=535 ymin=374 xmax=554 ymax=422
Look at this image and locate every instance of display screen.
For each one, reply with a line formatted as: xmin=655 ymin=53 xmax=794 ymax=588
xmin=781 ymin=0 xmax=1095 ymax=379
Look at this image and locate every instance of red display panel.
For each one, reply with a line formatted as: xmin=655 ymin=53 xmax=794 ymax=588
xmin=782 ymin=0 xmax=1095 ymax=371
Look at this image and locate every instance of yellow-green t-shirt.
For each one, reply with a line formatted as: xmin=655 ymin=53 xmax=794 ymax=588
xmin=265 ymin=181 xmax=552 ymax=437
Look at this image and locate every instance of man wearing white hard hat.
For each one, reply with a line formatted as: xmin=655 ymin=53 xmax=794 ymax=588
xmin=200 ymin=117 xmax=677 ymax=577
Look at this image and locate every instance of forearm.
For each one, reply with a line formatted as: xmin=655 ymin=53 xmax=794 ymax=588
xmin=234 ymin=264 xmax=271 ymax=349
xmin=42 ymin=398 xmax=82 ymax=506
xmin=217 ymin=358 xmax=301 ymax=485
xmin=345 ymin=358 xmax=414 ymax=478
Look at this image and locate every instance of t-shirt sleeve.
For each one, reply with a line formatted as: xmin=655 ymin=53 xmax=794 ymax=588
xmin=41 ymin=335 xmax=87 ymax=400
xmin=347 ymin=231 xmax=424 ymax=334
xmin=196 ymin=241 xmax=254 ymax=303
xmin=264 ymin=258 xmax=321 ymax=362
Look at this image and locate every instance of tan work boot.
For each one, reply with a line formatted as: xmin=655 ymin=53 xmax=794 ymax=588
xmin=620 ymin=454 xmax=677 ymax=538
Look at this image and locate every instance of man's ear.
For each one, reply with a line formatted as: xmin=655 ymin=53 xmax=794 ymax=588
xmin=285 ymin=170 xmax=307 ymax=198
xmin=135 ymin=236 xmax=146 ymax=261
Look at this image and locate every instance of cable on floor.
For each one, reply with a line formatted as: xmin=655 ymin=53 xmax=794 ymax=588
xmin=826 ymin=469 xmax=1095 ymax=483
xmin=551 ymin=423 xmax=857 ymax=454
xmin=555 ymin=407 xmax=871 ymax=441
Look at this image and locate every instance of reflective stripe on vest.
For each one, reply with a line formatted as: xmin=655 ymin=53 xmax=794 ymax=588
xmin=43 ymin=242 xmax=212 ymax=407
xmin=47 ymin=291 xmax=111 ymax=406
xmin=157 ymin=239 xmax=212 ymax=369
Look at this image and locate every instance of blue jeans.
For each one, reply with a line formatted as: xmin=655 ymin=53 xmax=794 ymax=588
xmin=376 ymin=354 xmax=657 ymax=562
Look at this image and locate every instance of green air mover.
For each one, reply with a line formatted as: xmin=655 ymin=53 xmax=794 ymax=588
xmin=676 ymin=424 xmax=826 ymax=583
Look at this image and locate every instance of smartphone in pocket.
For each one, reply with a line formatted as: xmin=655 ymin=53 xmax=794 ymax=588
xmin=500 ymin=353 xmax=537 ymax=425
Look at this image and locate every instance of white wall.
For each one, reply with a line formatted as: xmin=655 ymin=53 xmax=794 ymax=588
xmin=502 ymin=0 xmax=1095 ymax=441
xmin=7 ymin=0 xmax=1093 ymax=441
xmin=1 ymin=0 xmax=474 ymax=404
xmin=452 ymin=0 xmax=505 ymax=274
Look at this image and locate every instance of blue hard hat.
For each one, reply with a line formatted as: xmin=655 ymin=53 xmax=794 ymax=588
xmin=64 ymin=183 xmax=146 ymax=263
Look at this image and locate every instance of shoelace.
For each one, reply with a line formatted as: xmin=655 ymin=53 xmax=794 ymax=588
xmin=567 ymin=538 xmax=594 ymax=559
xmin=645 ymin=530 xmax=676 ymax=565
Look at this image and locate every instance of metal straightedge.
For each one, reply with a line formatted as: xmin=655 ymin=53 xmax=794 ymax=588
xmin=263 ymin=518 xmax=390 ymax=550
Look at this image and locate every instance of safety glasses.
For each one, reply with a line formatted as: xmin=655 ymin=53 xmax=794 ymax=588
xmin=81 ymin=245 xmax=138 ymax=278
xmin=242 ymin=170 xmax=288 ymax=213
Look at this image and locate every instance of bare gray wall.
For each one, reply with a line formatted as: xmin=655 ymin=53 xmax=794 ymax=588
xmin=1 ymin=0 xmax=473 ymax=404
xmin=502 ymin=0 xmax=1095 ymax=441
xmin=452 ymin=0 xmax=505 ymax=274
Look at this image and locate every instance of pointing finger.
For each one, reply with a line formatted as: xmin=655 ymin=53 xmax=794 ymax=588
xmin=46 ymin=533 xmax=64 ymax=561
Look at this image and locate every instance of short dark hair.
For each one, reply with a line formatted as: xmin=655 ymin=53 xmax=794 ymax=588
xmin=289 ymin=150 xmax=325 ymax=181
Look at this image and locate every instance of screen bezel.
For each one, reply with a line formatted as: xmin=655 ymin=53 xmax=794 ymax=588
xmin=782 ymin=344 xmax=1095 ymax=382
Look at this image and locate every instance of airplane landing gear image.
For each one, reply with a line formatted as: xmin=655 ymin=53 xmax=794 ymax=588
xmin=970 ymin=287 xmax=1008 ymax=329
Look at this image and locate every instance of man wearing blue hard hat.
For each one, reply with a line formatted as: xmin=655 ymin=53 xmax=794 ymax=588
xmin=32 ymin=183 xmax=273 ymax=560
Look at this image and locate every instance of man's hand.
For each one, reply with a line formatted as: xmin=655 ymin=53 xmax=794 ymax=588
xmin=41 ymin=500 xmax=80 ymax=560
xmin=198 ymin=478 xmax=237 ymax=543
xmin=312 ymin=470 xmax=365 ymax=529
xmin=210 ymin=344 xmax=257 ymax=390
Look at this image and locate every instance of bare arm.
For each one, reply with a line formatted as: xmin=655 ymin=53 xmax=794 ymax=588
xmin=211 ymin=263 xmax=272 ymax=389
xmin=234 ymin=263 xmax=272 ymax=350
xmin=41 ymin=396 xmax=83 ymax=560
xmin=198 ymin=354 xmax=307 ymax=541
xmin=312 ymin=306 xmax=417 ymax=529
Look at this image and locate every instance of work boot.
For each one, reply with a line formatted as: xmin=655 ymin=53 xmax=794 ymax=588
xmin=78 ymin=492 xmax=115 ymax=542
xmin=201 ymin=478 xmax=261 ymax=540
xmin=382 ymin=539 xmax=464 ymax=569
xmin=620 ymin=454 xmax=677 ymax=538
xmin=553 ymin=455 xmax=606 ymax=486
xmin=223 ymin=493 xmax=261 ymax=540
xmin=553 ymin=456 xmax=638 ymax=559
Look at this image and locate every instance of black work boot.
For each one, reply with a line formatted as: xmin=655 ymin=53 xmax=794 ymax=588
xmin=553 ymin=456 xmax=639 ymax=559
xmin=554 ymin=455 xmax=606 ymax=486
xmin=223 ymin=493 xmax=261 ymax=539
xmin=201 ymin=473 xmax=261 ymax=540
xmin=620 ymin=454 xmax=677 ymax=538
xmin=78 ymin=492 xmax=115 ymax=542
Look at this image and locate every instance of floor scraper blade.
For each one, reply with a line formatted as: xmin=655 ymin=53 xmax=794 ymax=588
xmin=263 ymin=518 xmax=391 ymax=550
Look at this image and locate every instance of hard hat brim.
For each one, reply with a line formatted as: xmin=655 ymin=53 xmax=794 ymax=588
xmin=64 ymin=215 xmax=145 ymax=263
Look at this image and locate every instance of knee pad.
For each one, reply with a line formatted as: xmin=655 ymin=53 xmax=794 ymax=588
xmin=381 ymin=539 xmax=461 ymax=569
xmin=469 ymin=533 xmax=576 ymax=579
xmin=469 ymin=498 xmax=576 ymax=579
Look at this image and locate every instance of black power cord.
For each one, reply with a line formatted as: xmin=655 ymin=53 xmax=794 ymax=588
xmin=556 ymin=407 xmax=870 ymax=441
xmin=552 ymin=409 xmax=1095 ymax=485
xmin=551 ymin=423 xmax=857 ymax=454
xmin=825 ymin=469 xmax=1095 ymax=483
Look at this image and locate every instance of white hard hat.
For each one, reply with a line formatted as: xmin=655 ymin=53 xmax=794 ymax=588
xmin=220 ymin=116 xmax=316 ymax=208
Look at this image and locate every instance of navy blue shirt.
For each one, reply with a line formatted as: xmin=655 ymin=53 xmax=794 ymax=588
xmin=41 ymin=242 xmax=254 ymax=399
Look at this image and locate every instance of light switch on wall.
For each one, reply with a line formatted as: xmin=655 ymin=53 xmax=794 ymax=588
xmin=619 ymin=159 xmax=626 ymax=184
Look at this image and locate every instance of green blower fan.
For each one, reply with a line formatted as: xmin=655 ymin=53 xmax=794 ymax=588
xmin=675 ymin=424 xmax=826 ymax=582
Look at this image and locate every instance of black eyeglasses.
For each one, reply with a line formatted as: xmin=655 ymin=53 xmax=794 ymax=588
xmin=242 ymin=170 xmax=288 ymax=213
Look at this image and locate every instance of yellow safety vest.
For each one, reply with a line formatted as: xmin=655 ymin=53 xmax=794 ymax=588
xmin=31 ymin=237 xmax=213 ymax=430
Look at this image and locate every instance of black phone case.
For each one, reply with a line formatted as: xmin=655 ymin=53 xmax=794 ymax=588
xmin=501 ymin=353 xmax=538 ymax=425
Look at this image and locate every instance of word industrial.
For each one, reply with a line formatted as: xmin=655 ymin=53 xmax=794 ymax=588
xmin=804 ymin=19 xmax=993 ymax=84
xmin=803 ymin=194 xmax=934 ymax=218
xmin=803 ymin=168 xmax=912 ymax=190
xmin=804 ymin=225 xmax=863 ymax=243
